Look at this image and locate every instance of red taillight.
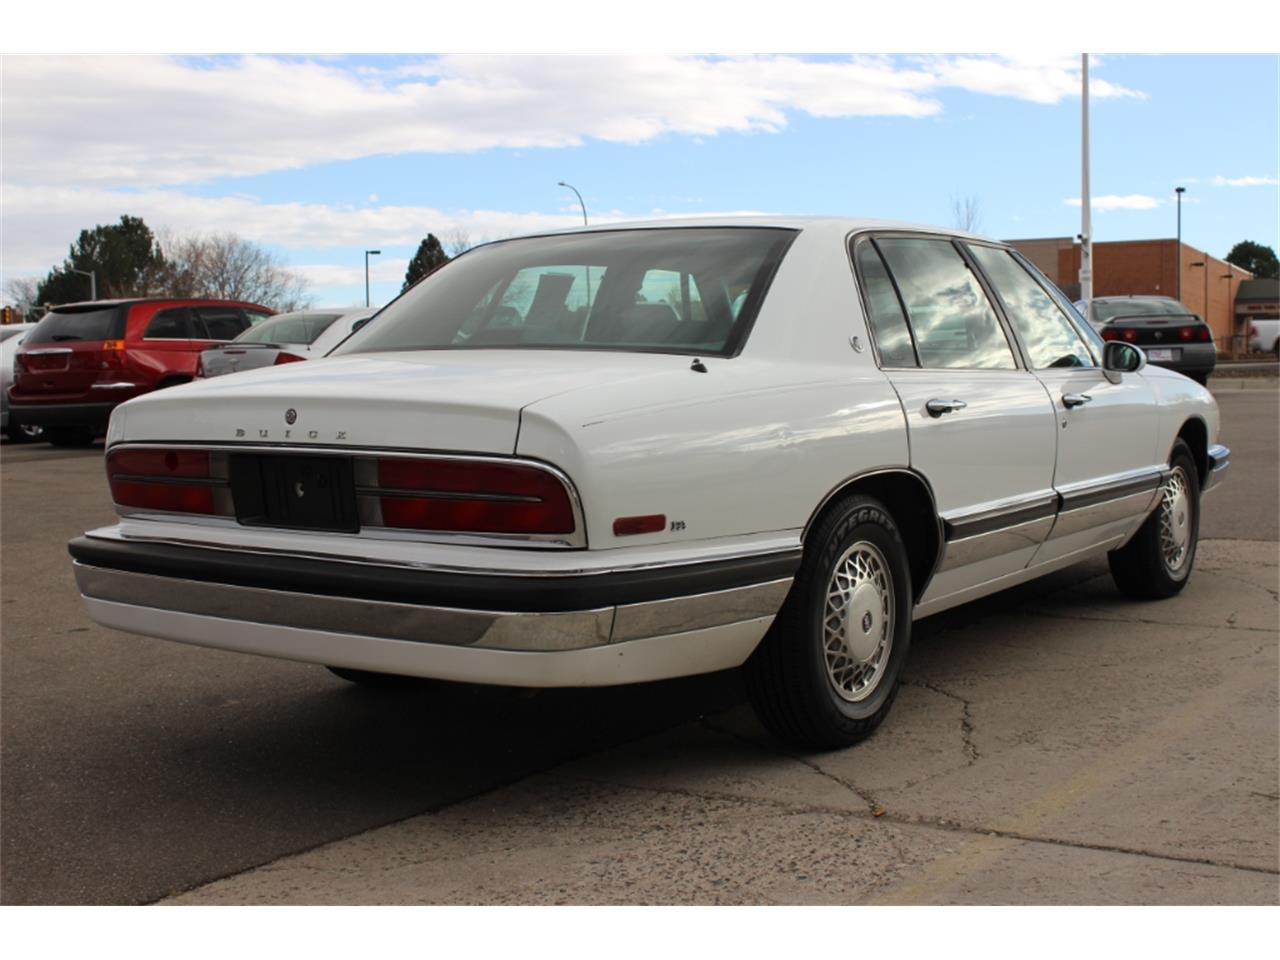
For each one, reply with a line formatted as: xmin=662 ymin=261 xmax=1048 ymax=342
xmin=373 ymin=458 xmax=575 ymax=535
xmin=1122 ymin=328 xmax=1138 ymax=342
xmin=107 ymin=449 xmax=218 ymax=515
xmin=273 ymin=351 xmax=306 ymax=365
xmin=613 ymin=515 xmax=666 ymax=537
xmin=100 ymin=339 xmax=126 ymax=369
xmin=1178 ymin=326 xmax=1194 ymax=341
xmin=1197 ymin=326 xmax=1212 ymax=343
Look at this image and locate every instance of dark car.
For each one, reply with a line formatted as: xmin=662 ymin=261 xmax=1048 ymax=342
xmin=1075 ymin=296 xmax=1216 ymax=385
xmin=9 ymin=298 xmax=273 ymax=445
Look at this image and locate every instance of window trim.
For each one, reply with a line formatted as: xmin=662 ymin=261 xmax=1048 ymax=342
xmin=848 ymin=229 xmax=1027 ymax=373
xmin=142 ymin=307 xmax=198 ymax=342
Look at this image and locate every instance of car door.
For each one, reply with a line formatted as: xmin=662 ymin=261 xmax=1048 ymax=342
xmin=965 ymin=244 xmax=1161 ymax=564
xmin=854 ymin=236 xmax=1059 ymax=607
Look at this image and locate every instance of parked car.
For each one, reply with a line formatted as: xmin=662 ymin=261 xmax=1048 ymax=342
xmin=1 ymin=322 xmax=37 ymax=343
xmin=1 ymin=328 xmax=44 ymax=443
xmin=1075 ymin=295 xmax=1216 ymax=384
xmin=197 ymin=308 xmax=376 ymax=378
xmin=68 ymin=219 xmax=1228 ymax=748
xmin=1247 ymin=318 xmax=1280 ymax=357
xmin=9 ymin=298 xmax=273 ymax=445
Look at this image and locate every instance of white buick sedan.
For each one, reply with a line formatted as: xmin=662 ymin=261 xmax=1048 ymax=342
xmin=70 ymin=218 xmax=1228 ymax=748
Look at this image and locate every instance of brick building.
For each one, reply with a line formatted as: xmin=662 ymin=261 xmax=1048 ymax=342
xmin=1007 ymin=237 xmax=1256 ymax=354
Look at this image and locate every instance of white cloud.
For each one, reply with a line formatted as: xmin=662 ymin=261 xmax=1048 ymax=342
xmin=0 ymin=183 xmax=588 ymax=274
xmin=2 ymin=54 xmax=1143 ymax=190
xmin=928 ymin=54 xmax=1145 ymax=105
xmin=1064 ymin=194 xmax=1162 ymax=211
xmin=1211 ymin=175 xmax=1280 ymax=187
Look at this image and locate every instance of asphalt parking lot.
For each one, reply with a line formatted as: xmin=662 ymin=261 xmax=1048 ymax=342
xmin=1 ymin=389 xmax=1276 ymax=905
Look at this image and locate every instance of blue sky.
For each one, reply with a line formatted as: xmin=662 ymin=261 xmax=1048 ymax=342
xmin=3 ymin=52 xmax=1276 ymax=310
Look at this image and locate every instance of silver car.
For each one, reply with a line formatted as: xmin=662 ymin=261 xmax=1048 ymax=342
xmin=197 ymin=308 xmax=375 ymax=379
xmin=1 ymin=325 xmax=44 ymax=442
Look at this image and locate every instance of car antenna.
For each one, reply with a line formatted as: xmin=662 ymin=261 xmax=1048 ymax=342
xmin=690 ymin=358 xmax=708 ymax=373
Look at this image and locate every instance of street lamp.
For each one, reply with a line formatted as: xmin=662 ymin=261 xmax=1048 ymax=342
xmin=71 ymin=268 xmax=96 ymax=301
xmin=557 ymin=182 xmax=591 ymax=319
xmin=1175 ymin=186 xmax=1186 ymax=301
xmin=557 ymin=181 xmax=588 ymax=226
xmin=364 ymin=249 xmax=381 ymax=308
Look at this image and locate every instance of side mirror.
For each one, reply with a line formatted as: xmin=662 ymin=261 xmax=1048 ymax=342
xmin=1102 ymin=341 xmax=1146 ymax=383
xmin=352 ymin=318 xmax=369 ymax=332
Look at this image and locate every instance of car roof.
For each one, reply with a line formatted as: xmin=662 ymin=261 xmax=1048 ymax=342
xmin=49 ymin=298 xmax=272 ymax=310
xmin=477 ymin=215 xmax=995 ymax=244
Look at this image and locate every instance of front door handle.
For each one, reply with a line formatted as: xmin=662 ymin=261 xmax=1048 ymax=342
xmin=1062 ymin=393 xmax=1093 ymax=409
xmin=925 ymin=398 xmax=968 ymax=418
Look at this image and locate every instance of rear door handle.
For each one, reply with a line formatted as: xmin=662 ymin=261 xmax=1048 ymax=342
xmin=925 ymin=398 xmax=968 ymax=417
xmin=1062 ymin=393 xmax=1093 ymax=409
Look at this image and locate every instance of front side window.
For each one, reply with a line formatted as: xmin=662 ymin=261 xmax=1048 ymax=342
xmin=967 ymin=245 xmax=1095 ymax=369
xmin=875 ymin=238 xmax=1017 ymax=370
xmin=195 ymin=307 xmax=252 ymax=341
xmin=333 ymin=228 xmax=796 ymax=358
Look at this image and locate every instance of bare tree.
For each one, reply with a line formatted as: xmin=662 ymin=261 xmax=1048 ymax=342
xmin=4 ymin=277 xmax=42 ymax=316
xmin=951 ymin=194 xmax=984 ymax=234
xmin=442 ymin=228 xmax=473 ymax=258
xmin=161 ymin=233 xmax=312 ymax=311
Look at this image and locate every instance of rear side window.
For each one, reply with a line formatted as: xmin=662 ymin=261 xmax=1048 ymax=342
xmin=853 ymin=240 xmax=917 ymax=367
xmin=195 ymin=307 xmax=252 ymax=341
xmin=876 ymin=238 xmax=1017 ymax=370
xmin=25 ymin=306 xmax=126 ymax=344
xmin=966 ymin=245 xmax=1095 ymax=370
xmin=235 ymin=312 xmax=341 ymax=345
xmin=145 ymin=308 xmax=197 ymax=339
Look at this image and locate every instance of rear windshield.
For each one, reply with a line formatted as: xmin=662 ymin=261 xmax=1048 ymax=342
xmin=234 ymin=312 xmax=342 ymax=346
xmin=26 ymin=305 xmax=126 ymax=343
xmin=1091 ymin=298 xmax=1192 ymax=323
xmin=333 ymin=227 xmax=797 ymax=358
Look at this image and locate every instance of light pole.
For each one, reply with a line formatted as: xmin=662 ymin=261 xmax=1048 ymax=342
xmin=557 ymin=182 xmax=591 ymax=320
xmin=1079 ymin=53 xmax=1093 ymax=321
xmin=1175 ymin=186 xmax=1186 ymax=302
xmin=71 ymin=268 xmax=96 ymax=301
xmin=364 ymin=249 xmax=381 ymax=308
xmin=557 ymin=181 xmax=588 ymax=226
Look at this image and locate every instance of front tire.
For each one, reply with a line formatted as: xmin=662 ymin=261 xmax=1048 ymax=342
xmin=1108 ymin=439 xmax=1200 ymax=600
xmin=746 ymin=495 xmax=913 ymax=750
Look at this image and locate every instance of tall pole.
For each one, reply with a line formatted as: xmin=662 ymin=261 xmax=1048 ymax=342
xmin=1175 ymin=186 xmax=1186 ymax=301
xmin=364 ymin=249 xmax=381 ymax=308
xmin=557 ymin=182 xmax=591 ymax=320
xmin=1079 ymin=54 xmax=1093 ymax=319
xmin=71 ymin=268 xmax=96 ymax=301
xmin=557 ymin=181 xmax=588 ymax=225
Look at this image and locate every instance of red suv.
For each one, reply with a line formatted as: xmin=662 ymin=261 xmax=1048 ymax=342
xmin=9 ymin=298 xmax=274 ymax=445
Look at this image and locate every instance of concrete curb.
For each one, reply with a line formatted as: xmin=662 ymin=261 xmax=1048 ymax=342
xmin=1210 ymin=378 xmax=1279 ymax=392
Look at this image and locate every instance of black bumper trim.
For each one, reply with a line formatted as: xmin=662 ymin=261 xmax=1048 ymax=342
xmin=68 ymin=536 xmax=803 ymax=614
xmin=7 ymin=402 xmax=117 ymax=428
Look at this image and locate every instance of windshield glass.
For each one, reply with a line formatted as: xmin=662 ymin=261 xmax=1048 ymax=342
xmin=334 ymin=227 xmax=796 ymax=358
xmin=1091 ymin=298 xmax=1192 ymax=323
xmin=234 ymin=312 xmax=342 ymax=345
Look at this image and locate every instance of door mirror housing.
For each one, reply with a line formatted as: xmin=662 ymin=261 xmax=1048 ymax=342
xmin=1102 ymin=341 xmax=1146 ymax=383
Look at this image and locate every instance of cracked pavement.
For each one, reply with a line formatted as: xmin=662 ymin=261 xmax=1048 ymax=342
xmin=164 ymin=538 xmax=1279 ymax=905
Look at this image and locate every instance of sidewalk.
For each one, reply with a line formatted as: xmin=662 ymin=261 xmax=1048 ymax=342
xmin=163 ymin=539 xmax=1279 ymax=906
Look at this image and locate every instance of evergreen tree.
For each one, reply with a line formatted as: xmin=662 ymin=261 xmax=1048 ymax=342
xmin=402 ymin=234 xmax=450 ymax=292
xmin=36 ymin=215 xmax=167 ymax=305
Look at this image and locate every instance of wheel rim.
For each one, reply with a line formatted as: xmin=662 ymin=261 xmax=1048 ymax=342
xmin=823 ymin=540 xmax=894 ymax=703
xmin=1158 ymin=466 xmax=1194 ymax=576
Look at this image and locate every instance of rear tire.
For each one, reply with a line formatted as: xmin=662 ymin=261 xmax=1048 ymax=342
xmin=44 ymin=427 xmax=96 ymax=447
xmin=4 ymin=418 xmax=43 ymax=443
xmin=746 ymin=495 xmax=913 ymax=750
xmin=1108 ymin=440 xmax=1200 ymax=600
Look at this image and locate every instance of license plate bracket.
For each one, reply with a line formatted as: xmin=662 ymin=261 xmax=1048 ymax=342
xmin=1145 ymin=347 xmax=1177 ymax=361
xmin=229 ymin=454 xmax=358 ymax=533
